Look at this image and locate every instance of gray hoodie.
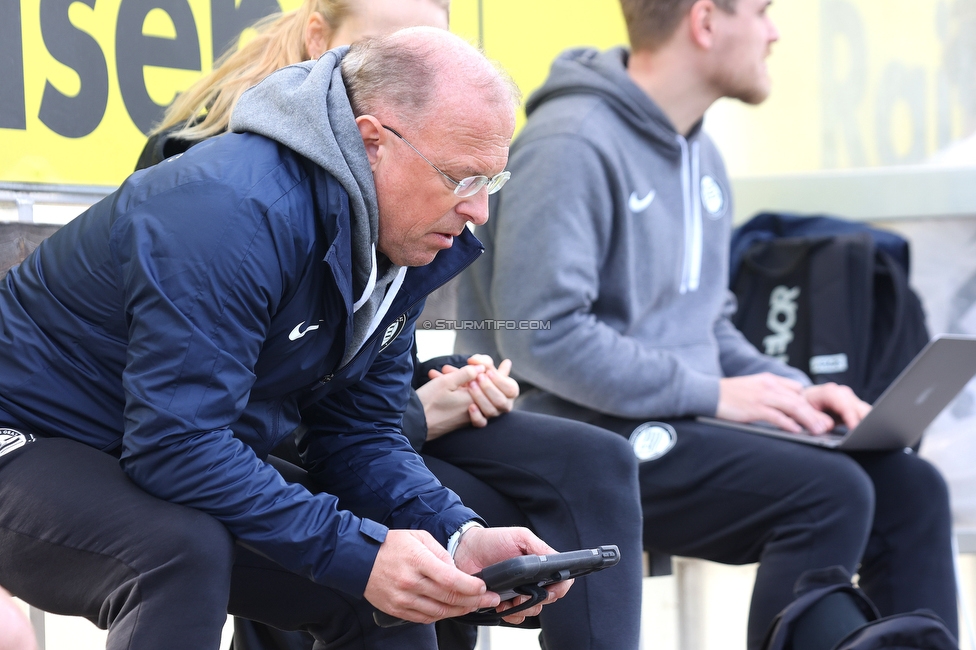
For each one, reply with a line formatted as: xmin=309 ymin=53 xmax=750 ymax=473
xmin=231 ymin=47 xmax=406 ymax=365
xmin=457 ymin=47 xmax=806 ymax=420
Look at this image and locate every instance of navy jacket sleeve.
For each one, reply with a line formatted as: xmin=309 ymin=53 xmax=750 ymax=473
xmin=401 ymin=392 xmax=428 ymax=452
xmin=298 ymin=314 xmax=481 ymax=586
xmin=300 ymin=315 xmax=479 ymax=558
xmin=109 ymin=163 xmax=404 ymax=597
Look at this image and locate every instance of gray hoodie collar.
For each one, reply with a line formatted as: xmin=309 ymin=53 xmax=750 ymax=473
xmin=526 ymin=47 xmax=704 ymax=155
xmin=230 ymin=46 xmax=377 ymax=301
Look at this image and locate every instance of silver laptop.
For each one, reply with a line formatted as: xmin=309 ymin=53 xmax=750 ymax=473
xmin=697 ymin=334 xmax=976 ymax=451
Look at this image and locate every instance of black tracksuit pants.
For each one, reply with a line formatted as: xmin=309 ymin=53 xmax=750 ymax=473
xmin=422 ymin=410 xmax=645 ymax=650
xmin=0 ymin=435 xmax=438 ymax=650
xmin=521 ymin=403 xmax=957 ymax=650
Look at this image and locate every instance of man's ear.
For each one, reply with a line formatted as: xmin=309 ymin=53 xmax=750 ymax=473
xmin=356 ymin=115 xmax=384 ymax=170
xmin=688 ymin=0 xmax=717 ymax=50
xmin=304 ymin=11 xmax=332 ymax=59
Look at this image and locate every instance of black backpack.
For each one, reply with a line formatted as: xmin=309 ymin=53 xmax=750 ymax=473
xmin=730 ymin=213 xmax=930 ymax=403
xmin=761 ymin=566 xmax=958 ymax=650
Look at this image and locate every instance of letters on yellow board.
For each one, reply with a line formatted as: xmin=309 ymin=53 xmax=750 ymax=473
xmin=0 ymin=0 xmax=971 ymax=186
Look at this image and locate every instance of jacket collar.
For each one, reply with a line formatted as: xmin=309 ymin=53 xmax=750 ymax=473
xmin=395 ymin=228 xmax=483 ymax=318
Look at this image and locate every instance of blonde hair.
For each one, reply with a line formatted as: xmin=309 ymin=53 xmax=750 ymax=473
xmin=152 ymin=0 xmax=354 ymax=140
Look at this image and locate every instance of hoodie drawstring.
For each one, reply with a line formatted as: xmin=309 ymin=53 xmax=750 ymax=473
xmin=677 ymin=135 xmax=703 ymax=294
xmin=363 ymin=266 xmax=407 ymax=341
xmin=353 ymin=244 xmax=378 ymax=313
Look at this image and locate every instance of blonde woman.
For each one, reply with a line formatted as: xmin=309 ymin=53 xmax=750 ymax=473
xmin=139 ymin=3 xmax=643 ymax=650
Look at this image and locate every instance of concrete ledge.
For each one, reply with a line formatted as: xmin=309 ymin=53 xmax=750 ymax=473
xmin=959 ymin=528 xmax=976 ymax=554
xmin=732 ymin=166 xmax=976 ymax=223
xmin=0 ymin=182 xmax=111 ymax=224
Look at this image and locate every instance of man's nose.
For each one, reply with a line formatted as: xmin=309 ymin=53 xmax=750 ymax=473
xmin=456 ymin=189 xmax=490 ymax=226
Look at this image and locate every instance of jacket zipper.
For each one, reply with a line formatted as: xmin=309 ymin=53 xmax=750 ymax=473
xmin=305 ymin=241 xmax=482 ymax=400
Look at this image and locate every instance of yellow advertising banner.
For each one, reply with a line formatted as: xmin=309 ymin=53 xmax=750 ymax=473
xmin=1 ymin=0 xmax=971 ymax=186
xmin=704 ymin=0 xmax=975 ymax=176
xmin=3 ymin=0 xmax=298 ymax=186
xmin=0 ymin=0 xmax=625 ymax=187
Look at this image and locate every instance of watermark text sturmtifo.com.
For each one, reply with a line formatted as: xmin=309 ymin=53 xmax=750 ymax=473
xmin=420 ymin=319 xmax=551 ymax=330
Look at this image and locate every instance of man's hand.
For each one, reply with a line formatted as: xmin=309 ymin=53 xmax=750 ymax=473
xmin=803 ymin=382 xmax=871 ymax=429
xmin=717 ymin=373 xmax=836 ymax=434
xmin=364 ymin=529 xmax=499 ymax=624
xmin=452 ymin=526 xmax=572 ymax=625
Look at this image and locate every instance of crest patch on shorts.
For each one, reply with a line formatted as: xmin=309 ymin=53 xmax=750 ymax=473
xmin=628 ymin=422 xmax=676 ymax=462
xmin=0 ymin=428 xmax=35 ymax=458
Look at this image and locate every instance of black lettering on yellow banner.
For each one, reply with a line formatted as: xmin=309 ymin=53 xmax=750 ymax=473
xmin=0 ymin=0 xmax=27 ymax=130
xmin=117 ymin=0 xmax=201 ymax=134
xmin=39 ymin=0 xmax=109 ymax=138
xmin=211 ymin=0 xmax=280 ymax=64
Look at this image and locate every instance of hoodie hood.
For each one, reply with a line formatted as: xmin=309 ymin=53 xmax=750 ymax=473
xmin=525 ymin=47 xmax=702 ymax=156
xmin=230 ymin=46 xmax=377 ymax=302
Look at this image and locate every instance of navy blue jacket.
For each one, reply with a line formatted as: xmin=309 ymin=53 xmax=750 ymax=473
xmin=0 ymin=132 xmax=481 ymax=596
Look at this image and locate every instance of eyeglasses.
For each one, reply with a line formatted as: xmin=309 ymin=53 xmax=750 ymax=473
xmin=382 ymin=125 xmax=511 ymax=198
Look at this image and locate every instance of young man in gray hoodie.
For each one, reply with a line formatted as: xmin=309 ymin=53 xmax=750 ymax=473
xmin=457 ymin=0 xmax=957 ymax=647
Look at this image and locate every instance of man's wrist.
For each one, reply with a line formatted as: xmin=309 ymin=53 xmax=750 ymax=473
xmin=447 ymin=520 xmax=483 ymax=558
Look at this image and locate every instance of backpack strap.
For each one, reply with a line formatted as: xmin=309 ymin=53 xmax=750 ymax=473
xmin=832 ymin=610 xmax=959 ymax=650
xmin=761 ymin=566 xmax=879 ymax=650
xmin=863 ymin=248 xmax=931 ymax=404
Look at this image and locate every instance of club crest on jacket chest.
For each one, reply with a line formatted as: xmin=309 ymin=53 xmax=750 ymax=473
xmin=381 ymin=314 xmax=408 ymax=351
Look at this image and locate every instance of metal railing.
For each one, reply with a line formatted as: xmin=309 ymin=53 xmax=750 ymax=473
xmin=0 ymin=182 xmax=113 ymax=224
